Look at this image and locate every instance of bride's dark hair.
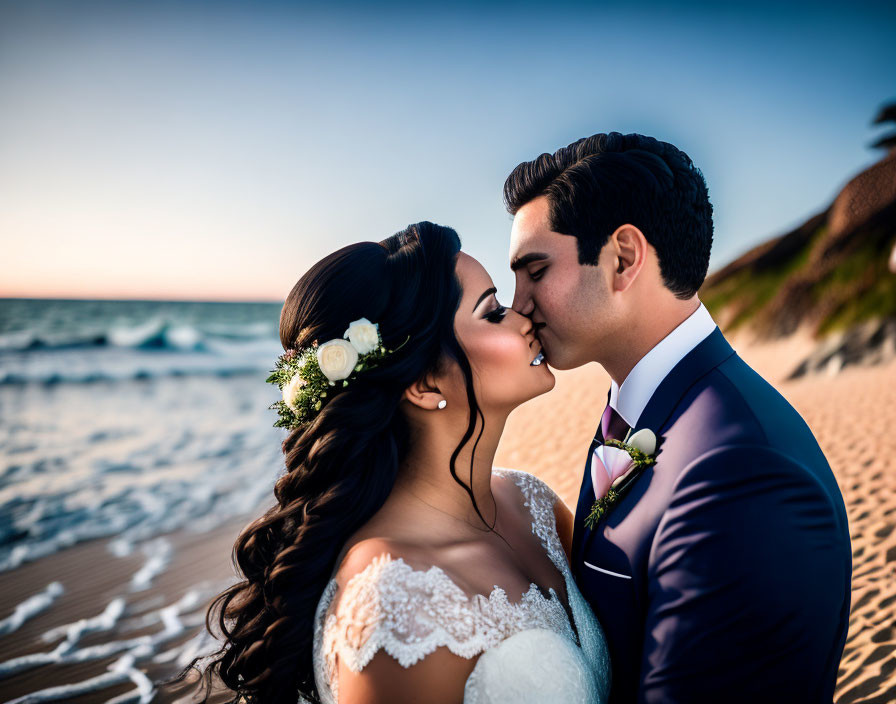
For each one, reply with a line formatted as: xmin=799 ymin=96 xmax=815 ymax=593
xmin=169 ymin=222 xmax=491 ymax=703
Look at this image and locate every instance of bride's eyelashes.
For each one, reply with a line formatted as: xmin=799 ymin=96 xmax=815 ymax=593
xmin=485 ymin=304 xmax=508 ymax=324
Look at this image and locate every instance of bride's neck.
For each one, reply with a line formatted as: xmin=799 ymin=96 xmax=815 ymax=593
xmin=392 ymin=412 xmax=506 ymax=531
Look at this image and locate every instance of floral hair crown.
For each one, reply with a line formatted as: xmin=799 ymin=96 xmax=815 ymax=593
xmin=266 ymin=318 xmax=407 ymax=429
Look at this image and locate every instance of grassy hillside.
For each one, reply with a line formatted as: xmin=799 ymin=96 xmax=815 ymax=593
xmin=701 ymin=179 xmax=896 ymax=340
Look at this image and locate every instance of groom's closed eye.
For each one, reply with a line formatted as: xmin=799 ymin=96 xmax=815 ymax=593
xmin=528 ymin=266 xmax=547 ymax=281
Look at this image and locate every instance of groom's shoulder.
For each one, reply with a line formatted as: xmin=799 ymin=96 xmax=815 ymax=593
xmin=678 ymin=350 xmax=815 ymax=451
xmin=665 ymin=352 xmax=843 ymax=514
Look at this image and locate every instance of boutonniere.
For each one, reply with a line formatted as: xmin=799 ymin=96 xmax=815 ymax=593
xmin=584 ymin=429 xmax=658 ymax=529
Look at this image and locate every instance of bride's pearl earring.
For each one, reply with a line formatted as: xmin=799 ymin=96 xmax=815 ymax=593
xmin=437 ymin=399 xmax=447 ymax=410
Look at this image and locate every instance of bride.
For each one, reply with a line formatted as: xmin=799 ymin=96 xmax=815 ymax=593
xmin=179 ymin=222 xmax=611 ymax=703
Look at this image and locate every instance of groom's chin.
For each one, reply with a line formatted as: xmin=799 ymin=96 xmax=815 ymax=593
xmin=541 ymin=352 xmax=569 ymax=371
xmin=541 ymin=349 xmax=586 ymax=371
xmin=539 ymin=337 xmax=576 ymax=370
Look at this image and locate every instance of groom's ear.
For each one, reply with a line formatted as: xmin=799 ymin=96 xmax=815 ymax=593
xmin=402 ymin=373 xmax=445 ymax=411
xmin=609 ymin=224 xmax=648 ymax=293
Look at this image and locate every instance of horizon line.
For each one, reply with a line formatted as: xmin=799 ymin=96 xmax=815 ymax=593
xmin=0 ymin=294 xmax=284 ymax=305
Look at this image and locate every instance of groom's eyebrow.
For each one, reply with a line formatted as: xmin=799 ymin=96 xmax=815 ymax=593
xmin=510 ymin=252 xmax=549 ymax=272
xmin=474 ymin=287 xmax=497 ymax=310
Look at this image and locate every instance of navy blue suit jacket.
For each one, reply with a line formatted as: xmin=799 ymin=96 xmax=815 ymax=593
xmin=571 ymin=327 xmax=852 ymax=703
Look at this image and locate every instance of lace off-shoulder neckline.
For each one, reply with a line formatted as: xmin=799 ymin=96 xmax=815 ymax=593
xmin=313 ymin=468 xmax=576 ymax=702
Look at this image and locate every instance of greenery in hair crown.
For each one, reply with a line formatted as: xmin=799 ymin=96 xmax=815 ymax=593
xmin=266 ymin=318 xmax=406 ymax=429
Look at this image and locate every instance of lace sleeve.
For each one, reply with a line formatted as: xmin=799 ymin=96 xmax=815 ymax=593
xmin=322 ymin=553 xmax=489 ymax=675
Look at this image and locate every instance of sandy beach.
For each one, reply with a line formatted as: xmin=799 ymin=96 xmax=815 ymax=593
xmin=2 ymin=334 xmax=894 ymax=703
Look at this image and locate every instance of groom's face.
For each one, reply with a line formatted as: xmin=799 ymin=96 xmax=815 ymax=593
xmin=509 ymin=195 xmax=611 ymax=370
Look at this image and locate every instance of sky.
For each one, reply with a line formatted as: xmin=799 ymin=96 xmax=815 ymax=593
xmin=1 ymin=0 xmax=894 ymax=302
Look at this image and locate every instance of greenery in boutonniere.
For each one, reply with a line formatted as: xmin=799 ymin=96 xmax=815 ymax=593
xmin=604 ymin=438 xmax=656 ymax=466
xmin=584 ymin=487 xmax=623 ymax=529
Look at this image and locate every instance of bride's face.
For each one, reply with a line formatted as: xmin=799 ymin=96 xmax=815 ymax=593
xmin=451 ymin=252 xmax=555 ymax=411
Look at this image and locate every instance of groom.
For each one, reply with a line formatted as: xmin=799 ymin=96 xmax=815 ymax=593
xmin=504 ymin=133 xmax=852 ymax=703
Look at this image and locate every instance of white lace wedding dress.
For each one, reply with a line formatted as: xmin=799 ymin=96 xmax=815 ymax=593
xmin=304 ymin=467 xmax=611 ymax=703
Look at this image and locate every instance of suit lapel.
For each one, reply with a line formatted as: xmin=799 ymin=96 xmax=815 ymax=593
xmin=572 ymin=388 xmax=610 ymax=576
xmin=578 ymin=327 xmax=736 ymax=558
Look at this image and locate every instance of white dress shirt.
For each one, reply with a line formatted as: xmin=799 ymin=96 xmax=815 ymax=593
xmin=609 ymin=302 xmax=718 ymax=428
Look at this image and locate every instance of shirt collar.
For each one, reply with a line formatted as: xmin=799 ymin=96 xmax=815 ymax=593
xmin=609 ymin=302 xmax=717 ymax=428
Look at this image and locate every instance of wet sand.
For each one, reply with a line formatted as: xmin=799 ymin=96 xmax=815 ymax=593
xmin=2 ymin=334 xmax=894 ymax=703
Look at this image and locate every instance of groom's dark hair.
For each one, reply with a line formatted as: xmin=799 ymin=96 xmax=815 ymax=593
xmin=504 ymin=132 xmax=713 ymax=299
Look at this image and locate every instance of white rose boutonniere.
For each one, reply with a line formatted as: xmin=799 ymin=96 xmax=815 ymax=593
xmin=316 ymin=339 xmax=359 ymax=381
xmin=344 ymin=318 xmax=381 ymax=355
xmin=585 ymin=428 xmax=658 ymax=529
xmin=627 ymin=428 xmax=657 ymax=455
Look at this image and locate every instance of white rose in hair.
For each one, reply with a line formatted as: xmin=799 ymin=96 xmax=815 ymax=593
xmin=344 ymin=318 xmax=380 ymax=355
xmin=282 ymin=373 xmax=306 ymax=410
xmin=317 ymin=339 xmax=359 ymax=381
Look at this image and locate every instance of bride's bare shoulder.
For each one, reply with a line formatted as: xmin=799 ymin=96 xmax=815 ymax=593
xmin=332 ymin=536 xmax=411 ymax=587
xmin=331 ymin=531 xmax=453 ymax=599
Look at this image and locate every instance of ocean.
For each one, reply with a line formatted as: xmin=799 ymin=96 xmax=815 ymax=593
xmin=0 ymin=298 xmax=291 ymax=702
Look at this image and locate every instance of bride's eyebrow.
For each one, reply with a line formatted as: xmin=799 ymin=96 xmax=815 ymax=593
xmin=474 ymin=287 xmax=497 ymax=311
